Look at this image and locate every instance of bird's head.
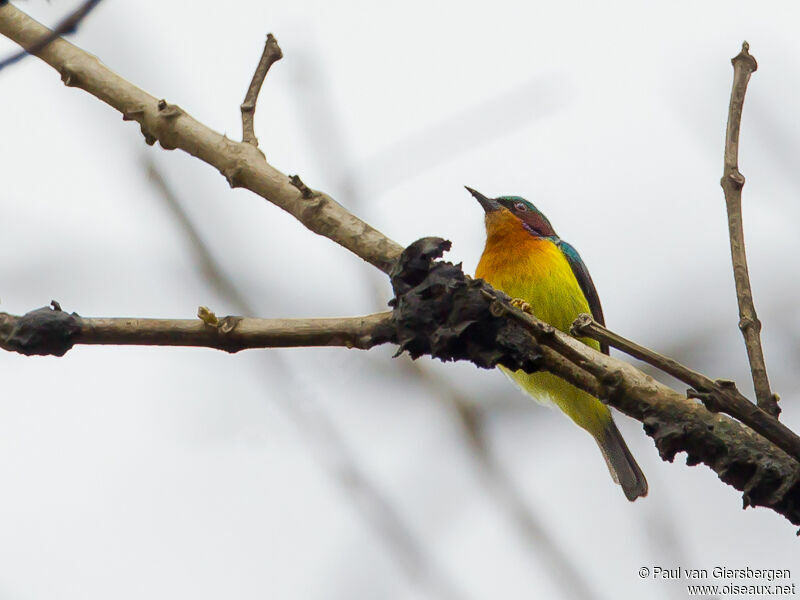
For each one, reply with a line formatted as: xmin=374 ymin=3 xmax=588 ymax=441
xmin=465 ymin=186 xmax=556 ymax=238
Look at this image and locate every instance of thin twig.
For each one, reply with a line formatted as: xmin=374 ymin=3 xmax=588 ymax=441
xmin=0 ymin=306 xmax=394 ymax=355
xmin=571 ymin=314 xmax=717 ymax=389
xmin=241 ymin=33 xmax=282 ymax=147
xmin=0 ymin=0 xmax=103 ymax=71
xmin=721 ymin=41 xmax=779 ymax=418
xmin=571 ymin=313 xmax=800 ymax=464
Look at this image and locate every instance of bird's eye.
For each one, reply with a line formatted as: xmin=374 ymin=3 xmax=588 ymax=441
xmin=514 ymin=202 xmax=527 ymax=212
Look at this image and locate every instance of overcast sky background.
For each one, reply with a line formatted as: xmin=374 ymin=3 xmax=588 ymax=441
xmin=2 ymin=1 xmax=800 ymax=599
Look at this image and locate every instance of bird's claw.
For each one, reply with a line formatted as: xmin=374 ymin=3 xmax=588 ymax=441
xmin=510 ymin=298 xmax=533 ymax=315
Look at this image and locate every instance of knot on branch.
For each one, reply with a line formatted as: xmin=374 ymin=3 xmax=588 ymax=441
xmin=156 ymin=99 xmax=182 ymax=119
xmin=721 ymin=170 xmax=745 ymax=191
xmin=570 ymin=312 xmax=593 ymax=337
xmin=289 ymin=174 xmax=315 ymax=199
xmin=738 ymin=316 xmax=761 ymax=333
xmin=223 ymin=163 xmax=244 ymax=188
xmin=687 ymin=388 xmax=724 ymax=413
xmin=599 ymin=369 xmax=625 ymax=402
xmin=59 ymin=65 xmax=78 ymax=87
xmin=0 ymin=303 xmax=81 ymax=356
xmin=388 ymin=237 xmax=543 ymax=371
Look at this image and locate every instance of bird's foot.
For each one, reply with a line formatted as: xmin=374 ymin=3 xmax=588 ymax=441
xmin=510 ymin=297 xmax=534 ymax=315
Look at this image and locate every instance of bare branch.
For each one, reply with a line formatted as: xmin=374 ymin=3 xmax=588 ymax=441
xmin=571 ymin=313 xmax=800 ymax=465
xmin=0 ymin=4 xmax=402 ymax=273
xmin=0 ymin=305 xmax=394 ymax=355
xmin=721 ymin=41 xmax=779 ymax=417
xmin=0 ymin=0 xmax=103 ymax=72
xmin=240 ymin=33 xmax=283 ymax=147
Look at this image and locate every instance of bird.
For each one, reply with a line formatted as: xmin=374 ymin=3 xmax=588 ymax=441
xmin=467 ymin=186 xmax=648 ymax=501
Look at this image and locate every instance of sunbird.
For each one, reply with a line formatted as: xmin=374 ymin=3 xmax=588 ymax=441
xmin=468 ymin=187 xmax=648 ymax=501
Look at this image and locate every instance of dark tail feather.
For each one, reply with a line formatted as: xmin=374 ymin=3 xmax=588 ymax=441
xmin=596 ymin=419 xmax=648 ymax=501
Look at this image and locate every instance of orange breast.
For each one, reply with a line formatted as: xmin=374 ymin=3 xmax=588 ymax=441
xmin=475 ymin=208 xmax=606 ymax=432
xmin=475 ymin=208 xmax=592 ymax=336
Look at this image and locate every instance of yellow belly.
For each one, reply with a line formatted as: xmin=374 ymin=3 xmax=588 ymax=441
xmin=476 ymin=234 xmax=609 ymax=436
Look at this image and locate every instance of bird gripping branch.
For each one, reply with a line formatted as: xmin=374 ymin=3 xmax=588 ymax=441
xmin=468 ymin=186 xmax=648 ymax=501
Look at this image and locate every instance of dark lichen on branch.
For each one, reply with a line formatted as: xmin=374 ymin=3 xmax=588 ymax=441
xmin=389 ymin=237 xmax=544 ymax=372
xmin=0 ymin=302 xmax=81 ymax=356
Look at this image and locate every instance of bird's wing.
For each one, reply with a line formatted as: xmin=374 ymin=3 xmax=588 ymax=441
xmin=557 ymin=240 xmax=609 ymax=355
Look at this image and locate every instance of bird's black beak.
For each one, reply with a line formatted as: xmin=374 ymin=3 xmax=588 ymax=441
xmin=465 ymin=186 xmax=500 ymax=213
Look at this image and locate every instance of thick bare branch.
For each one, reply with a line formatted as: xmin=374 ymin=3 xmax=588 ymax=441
xmin=0 ymin=4 xmax=402 ymax=273
xmin=0 ymin=305 xmax=394 ymax=355
xmin=240 ymin=33 xmax=283 ymax=147
xmin=571 ymin=313 xmax=800 ymax=465
xmin=721 ymin=41 xmax=779 ymax=417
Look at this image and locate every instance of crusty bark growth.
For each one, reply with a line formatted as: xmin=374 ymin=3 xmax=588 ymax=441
xmin=389 ymin=237 xmax=544 ymax=372
xmin=0 ymin=303 xmax=81 ymax=356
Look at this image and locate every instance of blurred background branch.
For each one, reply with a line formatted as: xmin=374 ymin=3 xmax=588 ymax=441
xmin=0 ymin=0 xmax=102 ymax=71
